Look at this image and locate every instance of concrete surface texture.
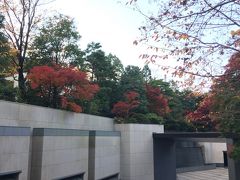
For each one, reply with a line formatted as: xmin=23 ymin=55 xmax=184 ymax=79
xmin=177 ymin=168 xmax=228 ymax=180
xmin=91 ymin=135 xmax=120 ymax=180
xmin=0 ymin=101 xmax=120 ymax=180
xmin=115 ymin=124 xmax=164 ymax=180
xmin=198 ymin=142 xmax=227 ymax=164
xmin=0 ymin=136 xmax=30 ymax=180
xmin=0 ymin=100 xmax=114 ymax=131
xmin=0 ymin=126 xmax=31 ymax=180
xmin=31 ymin=134 xmax=89 ymax=180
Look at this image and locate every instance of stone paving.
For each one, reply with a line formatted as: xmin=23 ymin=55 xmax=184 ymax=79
xmin=177 ymin=168 xmax=228 ymax=180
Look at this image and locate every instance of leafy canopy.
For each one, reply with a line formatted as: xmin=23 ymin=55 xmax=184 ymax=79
xmin=27 ymin=65 xmax=99 ymax=112
xmin=112 ymin=91 xmax=140 ymax=119
xmin=29 ymin=14 xmax=83 ymax=67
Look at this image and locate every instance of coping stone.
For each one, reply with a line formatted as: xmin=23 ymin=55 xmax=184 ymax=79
xmin=33 ymin=128 xmax=89 ymax=136
xmin=89 ymin=130 xmax=121 ymax=137
xmin=0 ymin=126 xmax=30 ymax=136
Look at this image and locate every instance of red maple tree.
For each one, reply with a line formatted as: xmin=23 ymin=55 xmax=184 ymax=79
xmin=111 ymin=91 xmax=140 ymax=118
xmin=27 ymin=65 xmax=99 ymax=112
xmin=146 ymin=85 xmax=170 ymax=116
xmin=186 ymin=95 xmax=216 ymax=131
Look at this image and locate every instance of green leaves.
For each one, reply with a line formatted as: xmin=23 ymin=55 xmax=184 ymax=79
xmin=28 ymin=14 xmax=82 ymax=67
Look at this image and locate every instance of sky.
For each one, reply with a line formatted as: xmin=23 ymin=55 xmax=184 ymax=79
xmin=49 ymin=0 xmax=148 ymax=67
xmin=42 ymin=0 xmax=231 ymax=91
xmin=47 ymin=0 xmax=169 ymax=79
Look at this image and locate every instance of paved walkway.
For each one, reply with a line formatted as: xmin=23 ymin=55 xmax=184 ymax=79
xmin=177 ymin=168 xmax=228 ymax=180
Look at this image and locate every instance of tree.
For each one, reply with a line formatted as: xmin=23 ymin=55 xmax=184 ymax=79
xmin=0 ymin=78 xmax=17 ymax=101
xmin=84 ymin=42 xmax=104 ymax=81
xmin=186 ymin=95 xmax=216 ymax=132
xmin=112 ymin=91 xmax=140 ymax=120
xmin=149 ymin=79 xmax=183 ymax=120
xmin=105 ymin=53 xmax=124 ymax=82
xmin=142 ymin=64 xmax=152 ymax=83
xmin=28 ymin=14 xmax=83 ymax=67
xmin=129 ymin=0 xmax=240 ymax=85
xmin=120 ymin=65 xmax=148 ymax=113
xmin=210 ymin=52 xmax=240 ymax=159
xmin=84 ymin=42 xmax=124 ymax=83
xmin=211 ymin=52 xmax=240 ymax=132
xmin=27 ymin=65 xmax=99 ymax=112
xmin=146 ymin=84 xmax=170 ymax=116
xmin=0 ymin=0 xmax=45 ymax=98
xmin=81 ymin=43 xmax=124 ymax=116
xmin=0 ymin=14 xmax=11 ymax=76
xmin=0 ymin=14 xmax=17 ymax=101
xmin=148 ymin=79 xmax=201 ymax=131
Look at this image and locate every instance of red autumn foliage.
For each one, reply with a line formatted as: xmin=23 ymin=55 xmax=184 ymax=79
xmin=145 ymin=85 xmax=170 ymax=116
xmin=214 ymin=52 xmax=240 ymax=91
xmin=225 ymin=52 xmax=240 ymax=74
xmin=186 ymin=95 xmax=216 ymax=131
xmin=186 ymin=96 xmax=212 ymax=121
xmin=27 ymin=65 xmax=99 ymax=112
xmin=112 ymin=91 xmax=140 ymax=118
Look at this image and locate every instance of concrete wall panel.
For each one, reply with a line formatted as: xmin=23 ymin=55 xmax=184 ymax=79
xmin=198 ymin=142 xmax=227 ymax=164
xmin=0 ymin=127 xmax=31 ymax=180
xmin=31 ymin=129 xmax=89 ymax=180
xmin=115 ymin=124 xmax=164 ymax=180
xmin=0 ymin=100 xmax=114 ymax=131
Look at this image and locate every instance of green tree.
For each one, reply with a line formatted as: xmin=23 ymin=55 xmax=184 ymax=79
xmin=28 ymin=14 xmax=83 ymax=67
xmin=0 ymin=78 xmax=16 ymax=101
xmin=148 ymin=79 xmax=201 ymax=131
xmin=0 ymin=14 xmax=11 ymax=76
xmin=120 ymin=65 xmax=148 ymax=113
xmin=82 ymin=42 xmax=124 ymax=116
xmin=105 ymin=53 xmax=124 ymax=82
xmin=0 ymin=14 xmax=17 ymax=101
xmin=84 ymin=42 xmax=124 ymax=83
xmin=85 ymin=42 xmax=107 ymax=81
xmin=142 ymin=64 xmax=152 ymax=83
xmin=149 ymin=79 xmax=182 ymax=120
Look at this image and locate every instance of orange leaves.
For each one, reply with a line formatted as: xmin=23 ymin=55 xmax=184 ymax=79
xmin=230 ymin=30 xmax=240 ymax=47
xmin=231 ymin=29 xmax=240 ymax=37
xmin=27 ymin=65 xmax=99 ymax=112
xmin=164 ymin=30 xmax=189 ymax=40
xmin=61 ymin=97 xmax=82 ymax=113
xmin=178 ymin=33 xmax=189 ymax=40
xmin=186 ymin=94 xmax=216 ymax=131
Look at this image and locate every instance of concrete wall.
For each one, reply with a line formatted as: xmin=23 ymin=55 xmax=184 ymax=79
xmin=115 ymin=124 xmax=164 ymax=180
xmin=0 ymin=126 xmax=31 ymax=180
xmin=0 ymin=100 xmax=114 ymax=131
xmin=198 ymin=142 xmax=227 ymax=164
xmin=89 ymin=131 xmax=120 ymax=180
xmin=0 ymin=101 xmax=120 ymax=180
xmin=31 ymin=128 xmax=89 ymax=180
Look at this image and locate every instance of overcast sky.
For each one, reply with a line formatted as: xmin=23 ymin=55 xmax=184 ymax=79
xmin=45 ymin=0 xmax=224 ymax=91
xmin=46 ymin=0 xmax=170 ymax=80
xmin=49 ymin=0 xmax=145 ymax=66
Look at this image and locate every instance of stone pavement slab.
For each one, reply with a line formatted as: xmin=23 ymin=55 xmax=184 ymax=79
xmin=177 ymin=168 xmax=228 ymax=180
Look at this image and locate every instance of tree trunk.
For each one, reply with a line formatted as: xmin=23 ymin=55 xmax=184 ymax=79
xmin=18 ymin=58 xmax=26 ymax=100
